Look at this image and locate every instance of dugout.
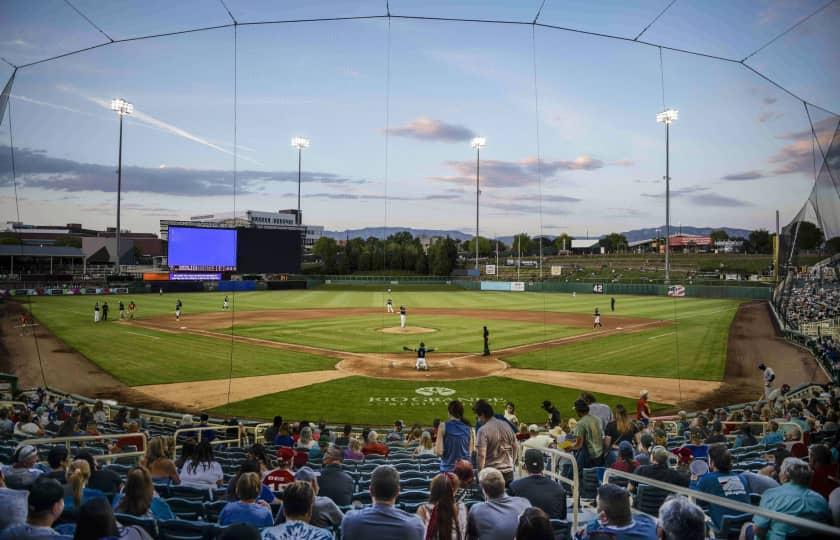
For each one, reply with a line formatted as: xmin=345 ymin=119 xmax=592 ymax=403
xmin=0 ymin=245 xmax=86 ymax=276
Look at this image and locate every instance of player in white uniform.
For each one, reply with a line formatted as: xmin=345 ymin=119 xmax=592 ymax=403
xmin=399 ymin=305 xmax=407 ymax=328
xmin=593 ymin=307 xmax=602 ymax=328
xmin=758 ymin=363 xmax=775 ymax=399
xmin=223 ymin=296 xmax=229 ymax=310
xmin=386 ymin=298 xmax=394 ymax=313
xmin=175 ymin=299 xmax=182 ymax=321
xmin=404 ymin=342 xmax=435 ymax=371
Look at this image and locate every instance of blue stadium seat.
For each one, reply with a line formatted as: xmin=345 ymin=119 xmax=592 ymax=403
xmin=204 ymin=500 xmax=227 ymax=522
xmin=115 ymin=513 xmax=159 ymax=538
xmin=170 ymin=485 xmax=211 ymax=501
xmin=165 ymin=498 xmax=206 ymax=521
xmin=634 ymin=485 xmax=670 ymax=516
xmin=400 ymin=477 xmax=430 ymax=490
xmin=397 ymin=490 xmax=430 ymax=505
xmin=159 ymin=519 xmax=213 ymax=540
xmin=351 ymin=491 xmax=372 ymax=505
xmin=713 ymin=512 xmax=753 ymax=538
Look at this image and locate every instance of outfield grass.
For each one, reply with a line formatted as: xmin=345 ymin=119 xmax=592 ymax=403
xmin=230 ymin=315 xmax=584 ymax=353
xmin=213 ymin=375 xmax=668 ymax=425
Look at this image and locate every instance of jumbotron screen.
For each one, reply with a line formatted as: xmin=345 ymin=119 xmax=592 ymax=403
xmin=168 ymin=227 xmax=237 ymax=271
xmin=237 ymin=228 xmax=302 ymax=273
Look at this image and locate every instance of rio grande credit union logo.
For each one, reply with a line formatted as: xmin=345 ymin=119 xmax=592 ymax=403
xmin=415 ymin=387 xmax=456 ymax=397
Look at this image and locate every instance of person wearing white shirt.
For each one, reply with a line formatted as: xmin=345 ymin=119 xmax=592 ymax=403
xmin=178 ymin=441 xmax=223 ymax=488
xmin=759 ymin=363 xmax=776 ymax=399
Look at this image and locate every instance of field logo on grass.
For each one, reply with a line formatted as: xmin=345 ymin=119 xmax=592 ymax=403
xmin=415 ymin=387 xmax=456 ymax=397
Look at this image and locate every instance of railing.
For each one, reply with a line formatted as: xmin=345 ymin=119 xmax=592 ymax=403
xmin=172 ymin=425 xmax=242 ymax=461
xmin=524 ymin=448 xmax=581 ymax=531
xmin=241 ymin=423 xmax=273 ymax=445
xmin=22 ymin=433 xmax=148 ymax=465
xmin=602 ymin=468 xmax=840 ymax=536
xmin=0 ymin=401 xmax=28 ymax=409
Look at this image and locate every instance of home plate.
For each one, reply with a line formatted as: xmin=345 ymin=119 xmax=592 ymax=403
xmin=616 ymin=327 xmax=623 ymax=330
xmin=180 ymin=326 xmax=187 ymax=330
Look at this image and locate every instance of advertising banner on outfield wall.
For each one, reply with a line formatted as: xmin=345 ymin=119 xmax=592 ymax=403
xmin=480 ymin=281 xmax=526 ymax=292
xmin=510 ymin=282 xmax=525 ymax=292
xmin=550 ymin=265 xmax=563 ymax=276
xmin=667 ymin=285 xmax=686 ymax=297
xmin=485 ymin=264 xmax=496 ymax=275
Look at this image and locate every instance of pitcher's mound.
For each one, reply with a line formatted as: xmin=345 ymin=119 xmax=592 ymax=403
xmin=379 ymin=326 xmax=437 ymax=335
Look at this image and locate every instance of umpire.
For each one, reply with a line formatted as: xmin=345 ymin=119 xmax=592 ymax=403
xmin=483 ymin=326 xmax=490 ymax=356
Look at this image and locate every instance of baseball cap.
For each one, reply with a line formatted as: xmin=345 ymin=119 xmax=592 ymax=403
xmin=689 ymin=460 xmax=709 ymax=477
xmin=15 ymin=445 xmax=38 ymax=464
xmin=295 ymin=466 xmax=321 ymax=482
xmin=573 ymin=399 xmax=589 ymax=413
xmin=758 ymin=363 xmax=766 ymax=370
xmin=528 ymin=424 xmax=540 ymax=433
xmin=276 ymin=447 xmax=295 ymax=462
xmin=640 ymin=389 xmax=648 ymax=397
xmin=523 ymin=449 xmax=544 ymax=473
xmin=618 ymin=440 xmax=634 ymax=453
xmin=394 ymin=420 xmax=404 ymax=427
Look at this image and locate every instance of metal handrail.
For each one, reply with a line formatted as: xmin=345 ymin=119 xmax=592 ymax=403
xmin=22 ymin=432 xmax=149 ymax=464
xmin=520 ymin=448 xmax=581 ymax=531
xmin=172 ymin=425 xmax=242 ymax=461
xmin=601 ymin=468 xmax=840 ymax=536
xmin=241 ymin=423 xmax=273 ymax=444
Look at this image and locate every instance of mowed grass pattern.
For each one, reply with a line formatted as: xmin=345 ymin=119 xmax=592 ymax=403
xmin=230 ymin=315 xmax=584 ymax=353
xmin=214 ymin=376 xmax=668 ymax=425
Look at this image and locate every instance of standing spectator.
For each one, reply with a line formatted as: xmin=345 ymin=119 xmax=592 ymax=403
xmin=504 ymin=402 xmax=519 ymax=426
xmin=579 ymin=484 xmax=657 ymax=539
xmin=636 ymin=390 xmax=651 ymax=427
xmin=508 ymin=449 xmax=566 ymax=519
xmin=758 ymin=363 xmax=776 ymax=399
xmin=362 ymin=431 xmax=390 ymax=457
xmin=0 ymin=467 xmax=28 ymax=530
xmin=2 ymin=445 xmax=43 ymax=489
xmin=264 ymin=416 xmax=283 ymax=444
xmin=541 ymin=401 xmax=562 ymax=429
xmin=75 ymin=451 xmax=123 ymax=496
xmin=317 ymin=447 xmax=354 ymax=507
xmin=335 ymin=424 xmax=352 ymax=447
xmin=581 ymin=392 xmax=613 ymax=428
xmin=695 ymin=445 xmax=749 ymax=531
xmin=604 ymin=404 xmax=639 ymax=449
xmin=74 ymin=497 xmax=153 ymax=540
xmin=435 ymin=400 xmax=474 ymax=473
xmin=178 ymin=441 xmax=223 ymax=488
xmin=0 ymin=478 xmax=64 ymax=540
xmin=341 ymin=466 xmax=424 ymax=540
xmin=263 ymin=448 xmax=295 ymax=494
xmin=633 ymin=447 xmax=689 ymax=490
xmin=467 ymin=467 xmax=531 ymax=540
xmin=387 ymin=420 xmax=404 ymax=442
xmin=113 ymin=467 xmax=175 ymax=520
xmin=570 ymin=399 xmax=605 ymax=469
xmin=809 ymin=444 xmax=840 ymax=498
xmin=657 ymin=496 xmax=706 ymax=540
xmin=610 ymin=441 xmax=639 ymax=474
xmin=515 ymin=507 xmax=553 ymax=540
xmin=416 ymin=473 xmax=468 ymax=539
xmin=43 ymin=447 xmax=69 ymax=483
xmin=474 ymin=400 xmax=518 ymax=485
xmin=218 ymin=472 xmax=273 ymax=527
xmin=752 ymin=457 xmax=832 ymax=538
xmin=141 ymin=437 xmax=179 ymax=484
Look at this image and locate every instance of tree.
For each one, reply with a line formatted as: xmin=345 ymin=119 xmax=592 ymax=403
xmin=429 ymin=237 xmax=458 ymax=276
xmin=827 ymin=237 xmax=840 ymax=255
xmin=600 ymin=233 xmax=628 ymax=253
xmin=709 ymin=229 xmax=729 ymax=243
xmin=312 ymin=237 xmax=339 ymax=273
xmin=747 ymin=229 xmax=772 ymax=254
xmin=554 ymin=233 xmax=572 ymax=252
xmin=794 ymin=221 xmax=824 ymax=250
xmin=512 ymin=233 xmax=532 ymax=257
xmin=463 ymin=236 xmax=494 ymax=257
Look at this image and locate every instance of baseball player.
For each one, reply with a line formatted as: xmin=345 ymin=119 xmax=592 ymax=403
xmin=386 ymin=297 xmax=394 ymax=313
xmin=175 ymin=299 xmax=183 ymax=321
xmin=483 ymin=326 xmax=490 ymax=356
xmin=223 ymin=296 xmax=229 ymax=310
xmin=758 ymin=363 xmax=775 ymax=399
xmin=93 ymin=302 xmax=100 ymax=323
xmin=610 ymin=297 xmax=615 ymax=312
xmin=399 ymin=305 xmax=407 ymax=328
xmin=118 ymin=300 xmax=125 ymax=320
xmin=127 ymin=300 xmax=136 ymax=320
xmin=593 ymin=307 xmax=602 ymax=328
xmin=404 ymin=341 xmax=435 ymax=371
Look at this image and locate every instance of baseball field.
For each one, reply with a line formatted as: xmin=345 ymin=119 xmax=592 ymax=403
xmin=17 ymin=285 xmax=761 ymax=425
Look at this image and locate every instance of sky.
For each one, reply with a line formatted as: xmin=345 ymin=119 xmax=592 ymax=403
xmin=1 ymin=0 xmax=838 ymax=238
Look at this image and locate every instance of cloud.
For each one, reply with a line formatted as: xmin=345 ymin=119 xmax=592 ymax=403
xmin=688 ymin=194 xmax=752 ymax=207
xmin=721 ymin=170 xmax=765 ymax=181
xmin=763 ymin=97 xmax=777 ymax=105
xmin=432 ymin=155 xmax=607 ymax=188
xmin=385 ymin=117 xmax=476 ymax=142
xmin=758 ymin=111 xmax=783 ymax=123
xmin=641 ymin=185 xmax=708 ymax=199
xmin=769 ymin=116 xmax=837 ymax=175
xmin=0 ymin=145 xmax=365 ymax=196
xmin=293 ymin=191 xmax=462 ymax=202
xmin=481 ymin=192 xmax=581 ymax=214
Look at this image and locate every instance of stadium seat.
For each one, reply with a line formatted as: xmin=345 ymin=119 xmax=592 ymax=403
xmin=115 ymin=513 xmax=159 ymax=538
xmin=203 ymin=500 xmax=227 ymax=522
xmin=159 ymin=519 xmax=212 ymax=540
xmin=549 ymin=519 xmax=572 ymax=540
xmin=397 ymin=489 xmax=430 ymax=505
xmin=400 ymin=477 xmax=430 ymax=490
xmin=714 ymin=512 xmax=753 ymax=539
xmin=580 ymin=468 xmax=599 ymax=499
xmin=634 ymin=485 xmax=670 ymax=516
xmin=165 ymin=498 xmax=206 ymax=521
xmin=351 ymin=491 xmax=372 ymax=505
xmin=170 ymin=485 xmax=211 ymax=501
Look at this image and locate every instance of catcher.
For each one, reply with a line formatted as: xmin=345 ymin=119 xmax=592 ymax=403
xmin=404 ymin=341 xmax=435 ymax=371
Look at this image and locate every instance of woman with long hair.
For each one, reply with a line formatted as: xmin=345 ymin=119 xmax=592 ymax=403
xmin=175 ymin=439 xmax=195 ymax=470
xmin=179 ymin=440 xmax=223 ymax=487
xmin=75 ymin=497 xmax=152 ymax=540
xmin=274 ymin=422 xmax=294 ymax=447
xmin=416 ymin=473 xmax=467 ymax=540
xmin=92 ymin=401 xmax=108 ymax=425
xmin=603 ymin=404 xmax=639 ymax=449
xmin=515 ymin=507 xmax=553 ymax=540
xmin=435 ymin=400 xmax=475 ymax=473
xmin=64 ymin=459 xmax=103 ymax=510
xmin=414 ymin=431 xmax=436 ymax=457
xmin=296 ymin=427 xmax=316 ymax=450
xmin=246 ymin=444 xmax=271 ymax=477
xmin=113 ymin=466 xmax=175 ymax=519
xmin=142 ymin=436 xmax=180 ymax=484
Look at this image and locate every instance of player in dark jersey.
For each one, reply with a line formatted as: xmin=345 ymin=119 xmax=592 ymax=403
xmin=404 ymin=341 xmax=435 ymax=371
xmin=483 ymin=326 xmax=490 ymax=356
xmin=176 ymin=299 xmax=183 ymax=321
xmin=611 ymin=297 xmax=615 ymax=312
xmin=399 ymin=305 xmax=407 ymax=328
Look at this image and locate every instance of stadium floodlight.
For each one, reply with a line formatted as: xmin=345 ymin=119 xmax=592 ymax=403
xmin=111 ymin=98 xmax=133 ymax=275
xmin=656 ymin=108 xmax=678 ymax=283
xmin=471 ymin=137 xmax=487 ymax=270
xmin=291 ymin=137 xmax=311 ymax=225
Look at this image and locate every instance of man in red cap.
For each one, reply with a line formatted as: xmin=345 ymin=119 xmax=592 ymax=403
xmin=263 ymin=447 xmax=295 ymax=493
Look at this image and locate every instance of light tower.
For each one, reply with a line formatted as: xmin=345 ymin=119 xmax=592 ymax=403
xmin=656 ymin=108 xmax=678 ymax=283
xmin=291 ymin=136 xmax=310 ymax=225
xmin=471 ymin=136 xmax=487 ymax=271
xmin=110 ymin=98 xmax=133 ymax=274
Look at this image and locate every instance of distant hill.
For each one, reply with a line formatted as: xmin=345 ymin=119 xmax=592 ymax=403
xmin=323 ymin=225 xmax=753 ymax=244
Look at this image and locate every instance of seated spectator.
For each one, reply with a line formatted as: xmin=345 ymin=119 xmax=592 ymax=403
xmin=453 ymin=459 xmax=479 ymax=503
xmin=42 ymin=446 xmax=69 ymax=484
xmin=296 ymin=427 xmax=317 ymax=451
xmin=263 ymin=481 xmax=332 ymax=540
xmin=739 ymin=470 xmax=779 ymax=495
xmin=75 ymin=451 xmax=123 ymax=496
xmin=694 ymin=445 xmax=749 ymax=530
xmin=288 ymin=466 xmax=344 ymax=530
xmin=2 ymin=445 xmax=43 ymax=489
xmin=264 ymin=416 xmax=283 ymax=444
xmin=112 ymin=466 xmax=175 ymax=520
xmin=178 ymin=440 xmax=223 ymax=488
xmin=263 ymin=447 xmax=295 ymax=494
xmin=318 ymin=447 xmax=354 ymax=507
xmin=341 ymin=465 xmax=424 ymax=540
xmin=387 ymin=420 xmax=404 ymax=443
xmin=13 ymin=411 xmax=44 ymax=438
xmin=274 ymin=422 xmax=294 ymax=447
xmin=175 ymin=440 xmax=195 ymax=470
xmin=734 ymin=423 xmax=758 ymax=448
xmin=579 ymin=484 xmax=657 ymax=540
xmin=64 ymin=459 xmax=105 ymax=511
xmin=508 ymin=449 xmax=566 ymax=519
xmin=413 ymin=431 xmax=436 ymax=456
xmin=0 ymin=467 xmax=28 ymax=530
xmin=831 ymin=486 xmax=840 ymax=526
xmin=809 ymin=444 xmax=839 ymax=499
xmin=681 ymin=429 xmax=709 ymax=461
xmin=521 ymin=425 xmax=555 ymax=451
xmin=362 ymin=430 xmax=390 ymax=457
xmin=246 ymin=444 xmax=272 ymax=477
xmin=0 ymin=478 xmax=64 ymax=540
xmin=110 ymin=422 xmax=145 ymax=453
xmin=141 ymin=437 xmax=179 ymax=485
xmin=91 ymin=401 xmax=108 ymax=425
xmin=633 ymin=446 xmax=689 ymax=490
xmin=657 ymin=496 xmax=706 ymax=540
xmin=611 ymin=441 xmax=640 ymax=474
xmin=75 ymin=497 xmax=152 ymax=540
xmin=218 ymin=472 xmax=273 ymax=527
xmin=227 ymin=460 xmax=275 ymax=504
xmin=788 ymin=407 xmax=811 ymax=434
xmin=468 ymin=467 xmax=531 ymax=540
xmin=416 ymin=473 xmax=468 ymax=539
xmin=344 ymin=438 xmax=365 ymax=462
xmin=516 ymin=507 xmax=554 ymax=540
xmin=604 ymin=404 xmax=639 ymax=449
xmin=752 ymin=457 xmax=832 ymax=538
xmin=704 ymin=421 xmax=727 ymax=444
xmin=761 ymin=421 xmax=784 ymax=446
xmin=57 ymin=413 xmax=83 ymax=438
xmin=676 ymin=411 xmax=691 ymax=435
xmin=0 ymin=408 xmax=14 ymax=436
xmin=635 ymin=433 xmax=655 ymax=466
xmin=334 ymin=424 xmax=352 ymax=447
